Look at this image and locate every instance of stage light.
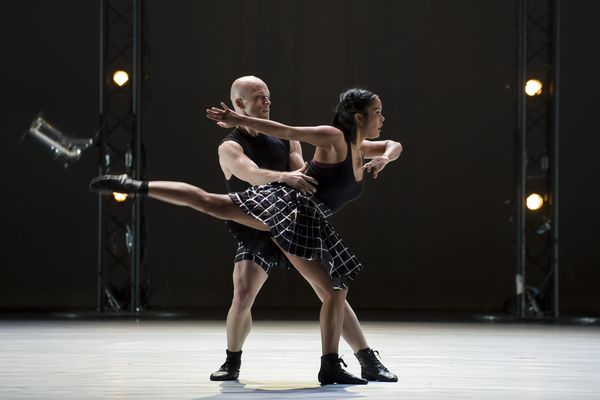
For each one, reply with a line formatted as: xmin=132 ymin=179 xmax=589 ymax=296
xmin=113 ymin=70 xmax=129 ymax=87
xmin=525 ymin=79 xmax=543 ymax=96
xmin=526 ymin=193 xmax=544 ymax=210
xmin=22 ymin=113 xmax=96 ymax=167
xmin=113 ymin=192 xmax=128 ymax=202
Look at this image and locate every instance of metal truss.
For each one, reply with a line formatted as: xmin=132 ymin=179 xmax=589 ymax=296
xmin=97 ymin=0 xmax=148 ymax=312
xmin=515 ymin=0 xmax=560 ymax=318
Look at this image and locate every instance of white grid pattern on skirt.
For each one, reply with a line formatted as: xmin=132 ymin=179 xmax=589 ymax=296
xmin=234 ymin=242 xmax=278 ymax=274
xmin=229 ymin=183 xmax=363 ymax=289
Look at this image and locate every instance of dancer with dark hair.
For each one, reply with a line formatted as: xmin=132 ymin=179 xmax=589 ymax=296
xmin=90 ymin=86 xmax=402 ymax=385
xmin=210 ymin=76 xmax=398 ymax=383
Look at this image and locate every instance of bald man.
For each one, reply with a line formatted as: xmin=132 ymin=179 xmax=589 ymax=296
xmin=210 ymin=76 xmax=397 ymax=383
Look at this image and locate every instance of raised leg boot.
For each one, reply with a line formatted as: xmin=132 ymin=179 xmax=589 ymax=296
xmin=210 ymin=350 xmax=242 ymax=381
xmin=318 ymin=353 xmax=368 ymax=385
xmin=89 ymin=174 xmax=148 ymax=196
xmin=354 ymin=348 xmax=398 ymax=382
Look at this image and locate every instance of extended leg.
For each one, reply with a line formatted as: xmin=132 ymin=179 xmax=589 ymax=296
xmin=148 ymin=181 xmax=267 ymax=231
xmin=90 ymin=175 xmax=267 ymax=231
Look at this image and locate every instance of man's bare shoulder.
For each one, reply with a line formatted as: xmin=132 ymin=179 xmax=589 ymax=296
xmin=218 ymin=139 xmax=244 ymax=157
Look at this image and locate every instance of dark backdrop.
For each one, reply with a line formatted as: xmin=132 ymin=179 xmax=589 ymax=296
xmin=1 ymin=0 xmax=598 ymax=314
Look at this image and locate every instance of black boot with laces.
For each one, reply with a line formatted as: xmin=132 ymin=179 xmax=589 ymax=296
xmin=89 ymin=174 xmax=148 ymax=196
xmin=354 ymin=348 xmax=398 ymax=382
xmin=318 ymin=353 xmax=368 ymax=385
xmin=210 ymin=350 xmax=242 ymax=381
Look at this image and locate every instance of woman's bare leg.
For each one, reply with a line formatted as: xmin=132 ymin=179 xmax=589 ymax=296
xmin=280 ymin=252 xmax=367 ymax=384
xmin=279 ymin=252 xmax=347 ymax=355
xmin=148 ymin=181 xmax=268 ymax=231
xmin=277 ymin=246 xmax=396 ymax=382
xmin=309 ymin=284 xmax=368 ymax=352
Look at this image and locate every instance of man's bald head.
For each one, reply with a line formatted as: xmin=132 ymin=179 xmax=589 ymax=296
xmin=230 ymin=76 xmax=271 ymax=119
xmin=230 ymin=76 xmax=266 ymax=102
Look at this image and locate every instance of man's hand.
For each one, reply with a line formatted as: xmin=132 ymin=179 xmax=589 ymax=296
xmin=280 ymin=162 xmax=318 ymax=195
xmin=362 ymin=155 xmax=390 ymax=179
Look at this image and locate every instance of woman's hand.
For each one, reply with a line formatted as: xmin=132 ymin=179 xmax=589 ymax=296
xmin=362 ymin=155 xmax=390 ymax=179
xmin=206 ymin=102 xmax=243 ymax=128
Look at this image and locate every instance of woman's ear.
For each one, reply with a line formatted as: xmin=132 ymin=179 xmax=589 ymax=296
xmin=354 ymin=113 xmax=363 ymax=126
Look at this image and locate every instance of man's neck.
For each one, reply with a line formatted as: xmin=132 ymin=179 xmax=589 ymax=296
xmin=238 ymin=126 xmax=262 ymax=137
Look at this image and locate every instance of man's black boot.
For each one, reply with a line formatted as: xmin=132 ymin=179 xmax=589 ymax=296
xmin=354 ymin=348 xmax=398 ymax=382
xmin=210 ymin=350 xmax=242 ymax=381
xmin=89 ymin=174 xmax=148 ymax=196
xmin=317 ymin=353 xmax=368 ymax=385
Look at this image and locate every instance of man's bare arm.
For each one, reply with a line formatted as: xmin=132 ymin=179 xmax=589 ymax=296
xmin=288 ymin=140 xmax=305 ymax=170
xmin=218 ymin=140 xmax=317 ymax=195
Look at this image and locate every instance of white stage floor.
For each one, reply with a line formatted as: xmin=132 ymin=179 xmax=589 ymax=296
xmin=1 ymin=319 xmax=599 ymax=399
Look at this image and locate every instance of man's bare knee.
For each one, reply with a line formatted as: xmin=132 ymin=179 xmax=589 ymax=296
xmin=230 ymin=289 xmax=255 ymax=315
xmin=230 ymin=281 xmax=260 ymax=314
xmin=230 ymin=261 xmax=267 ymax=314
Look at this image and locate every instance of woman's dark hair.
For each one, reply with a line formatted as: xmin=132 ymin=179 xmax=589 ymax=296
xmin=332 ymin=88 xmax=378 ymax=142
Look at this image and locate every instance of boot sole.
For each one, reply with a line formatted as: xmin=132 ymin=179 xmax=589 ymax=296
xmin=210 ymin=375 xmax=239 ymax=381
xmin=362 ymin=374 xmax=398 ymax=382
xmin=319 ymin=376 xmax=368 ymax=385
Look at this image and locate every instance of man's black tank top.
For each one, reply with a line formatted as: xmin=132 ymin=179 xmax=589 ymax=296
xmin=221 ymin=128 xmax=291 ymax=193
xmin=307 ymin=139 xmax=365 ymax=213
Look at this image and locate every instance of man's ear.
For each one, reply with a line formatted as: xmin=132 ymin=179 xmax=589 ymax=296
xmin=235 ymin=98 xmax=245 ymax=109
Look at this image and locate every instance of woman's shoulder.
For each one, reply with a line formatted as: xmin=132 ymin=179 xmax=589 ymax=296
xmin=314 ymin=125 xmax=345 ymax=143
xmin=290 ymin=124 xmax=345 ymax=153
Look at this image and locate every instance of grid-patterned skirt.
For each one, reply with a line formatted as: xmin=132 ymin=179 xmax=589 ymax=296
xmin=226 ymin=221 xmax=291 ymax=274
xmin=229 ymin=183 xmax=363 ymax=289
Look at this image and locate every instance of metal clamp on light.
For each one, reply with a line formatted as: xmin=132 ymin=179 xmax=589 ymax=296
xmin=22 ymin=113 xmax=97 ymax=167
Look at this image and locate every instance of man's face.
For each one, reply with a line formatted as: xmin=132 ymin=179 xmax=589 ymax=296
xmin=240 ymin=83 xmax=271 ymax=120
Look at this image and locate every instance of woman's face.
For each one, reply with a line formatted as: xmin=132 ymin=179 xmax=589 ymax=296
xmin=361 ymin=96 xmax=385 ymax=139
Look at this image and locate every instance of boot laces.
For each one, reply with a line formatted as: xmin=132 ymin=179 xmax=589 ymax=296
xmin=372 ymin=350 xmax=384 ymax=367
xmin=220 ymin=356 xmax=238 ymax=372
xmin=364 ymin=349 xmax=384 ymax=369
xmin=338 ymin=356 xmax=348 ymax=368
xmin=219 ymin=360 xmax=231 ymax=371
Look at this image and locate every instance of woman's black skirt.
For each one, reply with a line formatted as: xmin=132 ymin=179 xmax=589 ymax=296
xmin=229 ymin=183 xmax=363 ymax=289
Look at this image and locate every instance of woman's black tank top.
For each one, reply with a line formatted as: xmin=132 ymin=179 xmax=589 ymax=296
xmin=307 ymin=140 xmax=364 ymax=213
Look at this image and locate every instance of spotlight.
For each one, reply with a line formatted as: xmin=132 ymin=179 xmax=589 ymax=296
xmin=525 ymin=79 xmax=543 ymax=96
xmin=526 ymin=193 xmax=544 ymax=211
xmin=22 ymin=113 xmax=96 ymax=167
xmin=113 ymin=192 xmax=128 ymax=202
xmin=113 ymin=70 xmax=129 ymax=87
